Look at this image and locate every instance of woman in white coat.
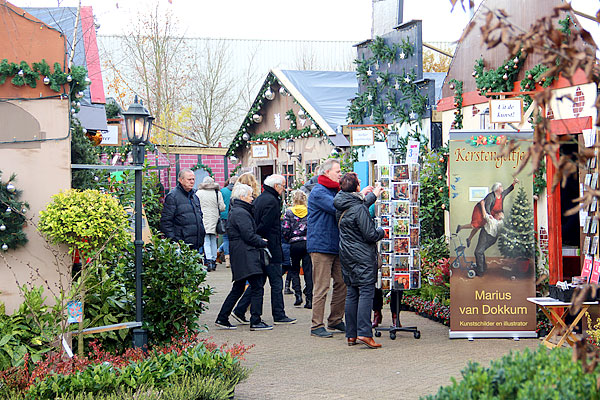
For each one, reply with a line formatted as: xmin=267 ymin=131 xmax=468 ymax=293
xmin=196 ymin=176 xmax=226 ymax=271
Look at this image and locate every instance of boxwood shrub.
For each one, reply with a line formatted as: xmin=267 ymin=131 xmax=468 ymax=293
xmin=423 ymin=345 xmax=600 ymax=399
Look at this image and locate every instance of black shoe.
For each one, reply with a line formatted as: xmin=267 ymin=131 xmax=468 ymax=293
xmin=456 ymin=225 xmax=461 ymax=234
xmin=311 ymin=327 xmax=333 ymax=338
xmin=250 ymin=321 xmax=273 ymax=331
xmin=294 ymin=295 xmax=303 ymax=307
xmin=328 ymin=322 xmax=346 ymax=333
xmin=215 ymin=320 xmax=237 ymax=330
xmin=274 ymin=316 xmax=297 ymax=325
xmin=231 ymin=312 xmax=250 ymax=325
xmin=304 ymin=299 xmax=312 ymax=309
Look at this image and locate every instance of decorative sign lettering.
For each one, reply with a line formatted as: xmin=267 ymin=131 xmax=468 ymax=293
xmin=251 ymin=144 xmax=269 ymax=158
xmin=351 ymin=128 xmax=375 ymax=146
xmin=489 ymin=99 xmax=523 ymax=124
xmin=100 ymin=125 xmax=120 ymax=146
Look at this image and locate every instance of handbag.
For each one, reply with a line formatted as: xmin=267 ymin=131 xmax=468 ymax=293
xmin=215 ymin=190 xmax=226 ymax=234
xmin=261 ymin=247 xmax=272 ymax=267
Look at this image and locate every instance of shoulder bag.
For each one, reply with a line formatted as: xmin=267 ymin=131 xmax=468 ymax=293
xmin=215 ymin=190 xmax=226 ymax=234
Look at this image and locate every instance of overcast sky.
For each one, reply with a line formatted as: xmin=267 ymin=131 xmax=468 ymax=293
xmin=13 ymin=0 xmax=599 ymax=43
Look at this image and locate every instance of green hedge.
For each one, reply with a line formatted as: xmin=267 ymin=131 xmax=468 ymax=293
xmin=423 ymin=346 xmax=600 ymax=400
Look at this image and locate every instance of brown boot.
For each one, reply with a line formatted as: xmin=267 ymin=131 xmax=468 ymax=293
xmin=357 ymin=336 xmax=381 ymax=349
xmin=372 ymin=310 xmax=382 ymax=328
xmin=225 ymin=255 xmax=230 ymax=268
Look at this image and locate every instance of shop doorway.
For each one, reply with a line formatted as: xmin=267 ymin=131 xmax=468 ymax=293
xmin=559 ymin=139 xmax=582 ymax=278
xmin=259 ymin=165 xmax=274 ymax=187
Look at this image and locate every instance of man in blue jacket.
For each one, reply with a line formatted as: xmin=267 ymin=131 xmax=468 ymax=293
xmin=307 ymin=159 xmax=346 ymax=338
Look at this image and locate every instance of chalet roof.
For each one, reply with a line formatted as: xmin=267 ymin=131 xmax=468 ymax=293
xmin=442 ymin=0 xmax=595 ymax=99
xmin=274 ymin=69 xmax=356 ymax=146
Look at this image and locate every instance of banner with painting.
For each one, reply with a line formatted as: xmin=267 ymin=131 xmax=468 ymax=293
xmin=449 ymin=130 xmax=536 ymax=339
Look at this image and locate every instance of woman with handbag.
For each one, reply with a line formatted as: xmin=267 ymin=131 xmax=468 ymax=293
xmin=215 ymin=183 xmax=272 ymax=331
xmin=196 ymin=176 xmax=226 ymax=271
xmin=334 ymin=172 xmax=384 ymax=349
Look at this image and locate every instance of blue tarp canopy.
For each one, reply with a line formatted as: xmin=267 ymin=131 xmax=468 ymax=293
xmin=278 ymin=70 xmax=357 ymax=147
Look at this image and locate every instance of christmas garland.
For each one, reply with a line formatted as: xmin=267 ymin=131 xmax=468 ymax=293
xmin=465 ymin=134 xmax=507 ymax=147
xmin=348 ymin=36 xmax=426 ymax=127
xmin=448 ymin=79 xmax=463 ymax=129
xmin=0 ymin=59 xmax=90 ymax=109
xmin=473 ymin=50 xmax=525 ymax=96
xmin=229 ymin=164 xmax=242 ymax=178
xmin=191 ymin=162 xmax=213 ymax=177
xmin=0 ymin=171 xmax=29 ymax=252
xmin=285 ymin=109 xmax=297 ymax=129
xmin=533 ymin=158 xmax=546 ymax=196
xmin=520 ymin=64 xmax=556 ymax=110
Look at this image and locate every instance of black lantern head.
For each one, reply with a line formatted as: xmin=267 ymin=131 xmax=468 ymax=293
xmin=285 ymin=138 xmax=295 ymax=156
xmin=123 ymin=96 xmax=153 ymax=145
xmin=387 ymin=130 xmax=399 ymax=150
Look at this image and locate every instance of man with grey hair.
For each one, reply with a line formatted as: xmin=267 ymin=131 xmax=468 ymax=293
xmin=160 ymin=169 xmax=205 ymax=250
xmin=233 ymin=174 xmax=296 ymax=325
xmin=308 ymin=158 xmax=375 ymax=338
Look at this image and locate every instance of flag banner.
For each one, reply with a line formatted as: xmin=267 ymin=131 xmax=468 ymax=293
xmin=449 ymin=130 xmax=536 ymax=339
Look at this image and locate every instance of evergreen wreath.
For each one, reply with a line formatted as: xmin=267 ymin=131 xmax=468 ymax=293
xmin=0 ymin=171 xmax=30 ymax=252
xmin=473 ymin=50 xmax=525 ymax=97
xmin=191 ymin=162 xmax=214 ymax=177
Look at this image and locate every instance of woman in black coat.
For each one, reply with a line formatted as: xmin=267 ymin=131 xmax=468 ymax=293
xmin=334 ymin=172 xmax=384 ymax=348
xmin=215 ymin=183 xmax=272 ymax=331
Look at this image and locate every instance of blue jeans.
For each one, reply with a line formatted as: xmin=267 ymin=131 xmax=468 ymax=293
xmin=234 ymin=262 xmax=286 ymax=321
xmin=345 ymin=284 xmax=375 ymax=338
xmin=204 ymin=234 xmax=218 ymax=261
xmin=218 ymin=234 xmax=230 ymax=255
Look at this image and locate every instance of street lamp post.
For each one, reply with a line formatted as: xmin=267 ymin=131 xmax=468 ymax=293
xmin=122 ymin=95 xmax=154 ymax=350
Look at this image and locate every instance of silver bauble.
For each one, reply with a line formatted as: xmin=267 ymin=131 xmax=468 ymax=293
xmin=264 ymin=89 xmax=275 ymax=100
xmin=21 ymin=208 xmax=27 ymax=214
xmin=279 ymin=87 xmax=287 ymax=96
xmin=242 ymin=132 xmax=250 ymax=141
xmin=67 ymin=75 xmax=72 ymax=82
xmin=252 ymin=114 xmax=263 ymax=123
xmin=43 ymin=76 xmax=50 ymax=85
xmin=1 ymin=244 xmax=7 ymax=251
xmin=6 ymin=183 xmax=15 ymax=193
xmin=84 ymin=77 xmax=92 ymax=84
xmin=18 ymin=69 xmax=24 ymax=77
xmin=5 ymin=207 xmax=10 ymax=214
xmin=0 ymin=225 xmax=5 ymax=231
xmin=298 ymin=109 xmax=306 ymax=118
xmin=310 ymin=124 xmax=318 ymax=134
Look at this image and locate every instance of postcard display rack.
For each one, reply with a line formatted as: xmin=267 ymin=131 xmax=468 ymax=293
xmin=581 ymin=153 xmax=600 ymax=285
xmin=373 ymin=163 xmax=421 ymax=340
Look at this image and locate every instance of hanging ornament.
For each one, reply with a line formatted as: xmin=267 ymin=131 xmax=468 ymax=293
xmin=0 ymin=225 xmax=5 ymax=231
xmin=298 ymin=109 xmax=305 ymax=118
xmin=242 ymin=132 xmax=250 ymax=141
xmin=394 ymin=80 xmax=400 ymax=90
xmin=525 ymin=84 xmax=530 ymax=89
xmin=502 ymin=74 xmax=508 ymax=80
xmin=6 ymin=183 xmax=15 ymax=193
xmin=399 ymin=52 xmax=406 ymax=59
xmin=504 ymin=65 xmax=509 ymax=70
xmin=76 ymin=91 xmax=84 ymax=98
xmin=264 ymin=88 xmax=275 ymax=100
xmin=21 ymin=208 xmax=27 ymax=214
xmin=409 ymin=111 xmax=417 ymax=120
xmin=5 ymin=207 xmax=11 ymax=214
xmin=528 ymin=74 xmax=533 ymax=80
xmin=94 ymin=176 xmax=99 ymax=182
xmin=1 ymin=244 xmax=7 ymax=251
xmin=449 ymin=83 xmax=455 ymax=90
xmin=43 ymin=76 xmax=50 ymax=85
xmin=375 ymin=61 xmax=380 ymax=70
xmin=472 ymin=71 xmax=477 ymax=77
xmin=367 ymin=68 xmax=372 ymax=77
xmin=386 ymin=102 xmax=392 ymax=110
xmin=84 ymin=77 xmax=92 ymax=84
xmin=513 ymin=57 xmax=519 ymax=63
xmin=387 ymin=62 xmax=391 ymax=68
xmin=66 ymin=75 xmax=72 ymax=82
xmin=513 ymin=64 xmax=518 ymax=69
xmin=404 ymin=76 xmax=411 ymax=83
xmin=310 ymin=124 xmax=318 ymax=134
xmin=18 ymin=69 xmax=24 ymax=77
xmin=252 ymin=114 xmax=262 ymax=123
xmin=71 ymin=108 xmax=76 ymax=114
xmin=376 ymin=76 xmax=383 ymax=84
xmin=367 ymin=94 xmax=373 ymax=101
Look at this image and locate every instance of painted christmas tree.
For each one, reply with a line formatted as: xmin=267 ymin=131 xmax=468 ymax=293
xmin=0 ymin=171 xmax=29 ymax=252
xmin=498 ymin=186 xmax=535 ymax=259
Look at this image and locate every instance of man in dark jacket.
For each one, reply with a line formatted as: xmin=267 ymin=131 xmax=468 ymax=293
xmin=233 ymin=174 xmax=296 ymax=325
xmin=159 ymin=169 xmax=205 ymax=250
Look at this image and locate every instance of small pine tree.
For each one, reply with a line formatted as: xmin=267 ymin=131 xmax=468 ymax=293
xmin=498 ymin=186 xmax=535 ymax=259
xmin=0 ymin=171 xmax=29 ymax=251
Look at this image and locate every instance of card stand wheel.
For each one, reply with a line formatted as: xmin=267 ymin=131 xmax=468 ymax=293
xmin=390 ymin=332 xmax=396 ymax=340
xmin=374 ymin=330 xmax=382 ymax=337
xmin=414 ymin=330 xmax=421 ymax=339
xmin=467 ymin=269 xmax=477 ymax=279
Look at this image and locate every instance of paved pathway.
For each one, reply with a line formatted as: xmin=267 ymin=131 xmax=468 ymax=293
xmin=199 ymin=264 xmax=538 ymax=400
